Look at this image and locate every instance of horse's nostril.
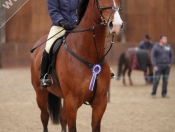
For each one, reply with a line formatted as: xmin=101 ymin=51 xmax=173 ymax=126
xmin=121 ymin=23 xmax=124 ymax=29
xmin=109 ymin=21 xmax=113 ymax=30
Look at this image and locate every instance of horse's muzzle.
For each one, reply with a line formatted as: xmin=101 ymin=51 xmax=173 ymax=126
xmin=108 ymin=21 xmax=123 ymax=35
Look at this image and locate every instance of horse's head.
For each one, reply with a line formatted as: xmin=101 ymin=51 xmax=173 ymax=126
xmin=94 ymin=0 xmax=123 ymax=35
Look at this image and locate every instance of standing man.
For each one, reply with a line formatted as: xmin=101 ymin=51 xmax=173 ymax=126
xmin=139 ymin=34 xmax=154 ymax=83
xmin=151 ymin=35 xmax=174 ymax=97
xmin=139 ymin=34 xmax=154 ymax=50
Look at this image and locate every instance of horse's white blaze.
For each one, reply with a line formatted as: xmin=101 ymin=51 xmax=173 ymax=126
xmin=113 ymin=0 xmax=117 ymax=7
xmin=113 ymin=11 xmax=123 ymax=25
xmin=110 ymin=11 xmax=123 ymax=34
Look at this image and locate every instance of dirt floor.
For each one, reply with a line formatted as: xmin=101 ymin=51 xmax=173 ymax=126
xmin=0 ymin=66 xmax=175 ymax=132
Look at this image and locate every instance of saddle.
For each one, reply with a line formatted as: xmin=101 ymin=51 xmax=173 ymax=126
xmin=127 ymin=48 xmax=148 ymax=71
xmin=49 ymin=38 xmax=63 ymax=68
xmin=48 ymin=32 xmax=69 ymax=70
xmin=136 ymin=49 xmax=148 ymax=71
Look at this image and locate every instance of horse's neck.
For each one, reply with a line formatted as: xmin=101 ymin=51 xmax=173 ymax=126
xmin=71 ymin=4 xmax=106 ymax=63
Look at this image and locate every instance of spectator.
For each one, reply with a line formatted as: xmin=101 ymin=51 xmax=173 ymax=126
xmin=139 ymin=34 xmax=154 ymax=82
xmin=139 ymin=34 xmax=154 ymax=50
xmin=151 ymin=35 xmax=174 ymax=97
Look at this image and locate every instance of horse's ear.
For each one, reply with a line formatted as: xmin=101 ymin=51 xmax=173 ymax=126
xmin=77 ymin=0 xmax=90 ymax=23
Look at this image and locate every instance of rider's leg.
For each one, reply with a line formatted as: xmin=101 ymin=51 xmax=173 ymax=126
xmin=45 ymin=26 xmax=65 ymax=53
xmin=40 ymin=50 xmax=52 ymax=89
xmin=40 ymin=26 xmax=65 ymax=89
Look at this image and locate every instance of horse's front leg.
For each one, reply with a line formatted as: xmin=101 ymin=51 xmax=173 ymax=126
xmin=36 ymin=90 xmax=49 ymax=132
xmin=123 ymin=67 xmax=127 ymax=85
xmin=65 ymin=96 xmax=78 ymax=132
xmin=128 ymin=69 xmax=133 ymax=85
xmin=60 ymin=100 xmax=67 ymax=132
xmin=91 ymin=94 xmax=107 ymax=132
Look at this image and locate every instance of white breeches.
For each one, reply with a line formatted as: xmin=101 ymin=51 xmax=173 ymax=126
xmin=45 ymin=26 xmax=66 ymax=53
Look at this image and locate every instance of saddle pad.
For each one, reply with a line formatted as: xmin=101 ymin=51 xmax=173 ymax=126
xmin=127 ymin=48 xmax=138 ymax=70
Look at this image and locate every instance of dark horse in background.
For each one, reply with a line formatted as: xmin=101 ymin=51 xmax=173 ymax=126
xmin=117 ymin=47 xmax=153 ymax=85
xmin=31 ymin=0 xmax=123 ymax=132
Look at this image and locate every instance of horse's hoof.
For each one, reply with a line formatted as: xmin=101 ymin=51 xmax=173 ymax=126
xmin=61 ymin=130 xmax=66 ymax=132
xmin=43 ymin=130 xmax=48 ymax=132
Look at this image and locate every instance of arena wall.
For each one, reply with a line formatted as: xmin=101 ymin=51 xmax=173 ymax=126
xmin=1 ymin=0 xmax=175 ymax=67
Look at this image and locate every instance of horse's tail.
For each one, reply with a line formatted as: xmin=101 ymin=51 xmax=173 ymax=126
xmin=117 ymin=52 xmax=125 ymax=80
xmin=47 ymin=92 xmax=61 ymax=124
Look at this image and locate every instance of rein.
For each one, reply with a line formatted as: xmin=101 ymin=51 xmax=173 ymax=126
xmin=66 ymin=27 xmax=115 ymax=65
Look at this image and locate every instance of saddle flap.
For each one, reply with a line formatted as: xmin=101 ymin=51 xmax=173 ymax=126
xmin=49 ymin=38 xmax=63 ymax=69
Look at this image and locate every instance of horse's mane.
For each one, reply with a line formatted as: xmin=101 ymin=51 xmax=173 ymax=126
xmin=77 ymin=0 xmax=90 ymax=23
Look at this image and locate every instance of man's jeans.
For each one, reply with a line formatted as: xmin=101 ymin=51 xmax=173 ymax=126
xmin=152 ymin=66 xmax=170 ymax=96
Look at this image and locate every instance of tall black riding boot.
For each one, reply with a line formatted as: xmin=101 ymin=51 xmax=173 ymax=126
xmin=40 ymin=50 xmax=52 ymax=89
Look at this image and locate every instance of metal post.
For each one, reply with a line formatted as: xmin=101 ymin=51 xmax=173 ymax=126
xmin=108 ymin=84 xmax=110 ymax=103
xmin=0 ymin=0 xmax=2 ymax=68
xmin=0 ymin=0 xmax=6 ymax=68
xmin=0 ymin=40 xmax=1 ymax=68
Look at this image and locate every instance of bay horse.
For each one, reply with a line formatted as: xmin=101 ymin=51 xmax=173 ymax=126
xmin=31 ymin=0 xmax=123 ymax=132
xmin=117 ymin=48 xmax=153 ymax=85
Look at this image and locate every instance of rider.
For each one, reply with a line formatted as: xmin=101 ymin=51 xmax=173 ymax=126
xmin=138 ymin=34 xmax=154 ymax=83
xmin=40 ymin=0 xmax=79 ymax=88
xmin=139 ymin=34 xmax=154 ymax=50
xmin=40 ymin=0 xmax=115 ymax=89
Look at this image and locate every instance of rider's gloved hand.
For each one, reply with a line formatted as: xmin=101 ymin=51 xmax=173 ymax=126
xmin=59 ymin=21 xmax=73 ymax=30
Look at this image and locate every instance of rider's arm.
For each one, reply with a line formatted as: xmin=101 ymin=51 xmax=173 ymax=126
xmin=47 ymin=0 xmax=64 ymax=26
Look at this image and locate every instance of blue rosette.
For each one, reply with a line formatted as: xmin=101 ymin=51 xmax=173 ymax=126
xmin=89 ymin=64 xmax=101 ymax=91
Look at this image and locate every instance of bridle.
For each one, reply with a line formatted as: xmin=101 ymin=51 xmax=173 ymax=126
xmin=94 ymin=0 xmax=121 ymax=25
